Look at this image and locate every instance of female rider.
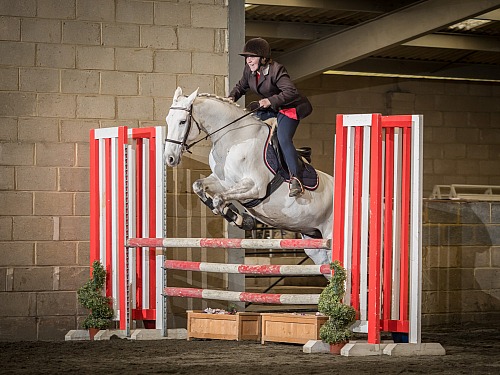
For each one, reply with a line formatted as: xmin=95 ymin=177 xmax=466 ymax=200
xmin=228 ymin=37 xmax=313 ymax=198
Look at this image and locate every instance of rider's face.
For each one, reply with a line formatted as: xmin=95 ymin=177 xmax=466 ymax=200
xmin=246 ymin=56 xmax=260 ymax=72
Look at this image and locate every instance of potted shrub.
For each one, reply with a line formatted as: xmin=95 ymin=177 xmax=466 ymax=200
xmin=318 ymin=260 xmax=356 ymax=354
xmin=77 ymin=260 xmax=114 ymax=339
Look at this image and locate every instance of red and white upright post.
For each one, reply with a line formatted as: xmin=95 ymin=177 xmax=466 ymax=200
xmin=333 ymin=114 xmax=423 ymax=344
xmin=90 ymin=126 xmax=165 ymax=332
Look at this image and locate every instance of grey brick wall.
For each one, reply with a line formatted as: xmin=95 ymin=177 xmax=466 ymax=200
xmin=297 ymin=75 xmax=500 ymax=195
xmin=422 ymin=200 xmax=500 ymax=325
xmin=0 ymin=0 xmax=228 ymax=340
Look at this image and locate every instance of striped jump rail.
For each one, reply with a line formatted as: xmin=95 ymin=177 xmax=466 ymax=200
xmin=164 ymin=287 xmax=320 ymax=305
xmin=164 ymin=260 xmax=332 ymax=275
xmin=127 ymin=237 xmax=331 ymax=249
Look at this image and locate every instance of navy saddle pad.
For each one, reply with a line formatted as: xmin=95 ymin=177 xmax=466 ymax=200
xmin=263 ymin=127 xmax=319 ymax=191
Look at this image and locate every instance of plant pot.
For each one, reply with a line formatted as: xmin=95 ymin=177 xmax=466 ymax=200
xmin=88 ymin=328 xmax=100 ymax=340
xmin=187 ymin=310 xmax=261 ymax=341
xmin=329 ymin=342 xmax=347 ymax=354
xmin=261 ymin=313 xmax=328 ymax=345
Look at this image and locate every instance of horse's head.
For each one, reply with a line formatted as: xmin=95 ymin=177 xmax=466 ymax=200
xmin=164 ymin=87 xmax=200 ymax=167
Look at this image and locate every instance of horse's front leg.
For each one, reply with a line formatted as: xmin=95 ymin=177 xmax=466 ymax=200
xmin=211 ymin=178 xmax=259 ymax=212
xmin=192 ymin=174 xmax=223 ymax=214
xmin=193 ymin=176 xmax=257 ymax=230
xmin=211 ymin=178 xmax=259 ymax=230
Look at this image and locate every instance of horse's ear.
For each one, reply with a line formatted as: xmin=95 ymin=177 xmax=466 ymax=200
xmin=173 ymin=87 xmax=182 ymax=103
xmin=186 ymin=88 xmax=199 ymax=105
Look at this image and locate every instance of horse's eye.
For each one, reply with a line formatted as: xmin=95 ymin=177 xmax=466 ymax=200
xmin=180 ymin=120 xmax=186 ymax=125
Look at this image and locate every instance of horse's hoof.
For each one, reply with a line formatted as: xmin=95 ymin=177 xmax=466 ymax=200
xmin=240 ymin=214 xmax=256 ymax=231
xmin=192 ymin=180 xmax=204 ymax=196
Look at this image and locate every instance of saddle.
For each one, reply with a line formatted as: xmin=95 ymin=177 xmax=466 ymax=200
xmin=242 ymin=121 xmax=319 ymax=208
xmin=265 ymin=128 xmax=319 ymax=189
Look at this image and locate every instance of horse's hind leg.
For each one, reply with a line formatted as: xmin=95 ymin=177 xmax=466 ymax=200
xmin=301 ymin=231 xmax=331 ymax=276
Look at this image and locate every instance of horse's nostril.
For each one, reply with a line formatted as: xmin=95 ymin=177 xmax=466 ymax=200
xmin=168 ymin=156 xmax=175 ymax=165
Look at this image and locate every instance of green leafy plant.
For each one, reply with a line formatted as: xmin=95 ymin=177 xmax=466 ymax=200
xmin=77 ymin=260 xmax=114 ymax=330
xmin=318 ymin=260 xmax=357 ymax=345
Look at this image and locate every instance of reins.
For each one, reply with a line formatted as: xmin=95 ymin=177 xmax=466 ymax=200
xmin=165 ymin=99 xmax=261 ymax=153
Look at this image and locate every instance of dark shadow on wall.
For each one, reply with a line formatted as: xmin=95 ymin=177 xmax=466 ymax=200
xmin=422 ymin=200 xmax=500 ymax=326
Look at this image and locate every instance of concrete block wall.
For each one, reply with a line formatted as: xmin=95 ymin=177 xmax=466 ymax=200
xmin=422 ymin=200 xmax=500 ymax=325
xmin=297 ymin=74 xmax=500 ymax=196
xmin=0 ymin=0 xmax=228 ymax=340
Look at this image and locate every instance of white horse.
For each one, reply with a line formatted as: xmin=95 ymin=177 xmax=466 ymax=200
xmin=164 ymin=87 xmax=333 ymax=265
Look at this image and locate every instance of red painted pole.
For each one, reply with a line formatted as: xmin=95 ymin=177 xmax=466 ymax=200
xmin=147 ymin=129 xmax=157 ymax=317
xmin=350 ymin=126 xmax=363 ymax=312
xmin=382 ymin=127 xmax=395 ymax=322
xmin=333 ymin=115 xmax=348 ymax=263
xmin=117 ymin=126 xmax=127 ymax=330
xmin=105 ymin=138 xmax=112 ymax=298
xmin=400 ymin=126 xmax=412 ymax=322
xmin=368 ymin=114 xmax=382 ymax=344
xmin=89 ymin=130 xmax=100 ymax=270
xmin=135 ymin=137 xmax=143 ymax=312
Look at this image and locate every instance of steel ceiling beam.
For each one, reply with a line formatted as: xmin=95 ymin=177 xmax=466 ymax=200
xmin=246 ymin=20 xmax=345 ymax=40
xmin=478 ymin=9 xmax=500 ymax=19
xmin=247 ymin=20 xmax=500 ymax=52
xmin=335 ymin=57 xmax=500 ymax=81
xmin=244 ymin=0 xmax=387 ymax=12
xmin=277 ymin=0 xmax=500 ymax=81
xmin=405 ymin=34 xmax=500 ymax=52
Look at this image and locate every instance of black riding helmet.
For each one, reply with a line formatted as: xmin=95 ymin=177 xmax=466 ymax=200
xmin=239 ymin=37 xmax=271 ymax=58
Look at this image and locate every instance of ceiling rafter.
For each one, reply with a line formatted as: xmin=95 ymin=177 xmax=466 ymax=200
xmin=275 ymin=0 xmax=500 ymax=81
xmin=244 ymin=0 xmax=388 ymax=13
xmin=405 ymin=34 xmax=500 ymax=52
xmin=246 ymin=20 xmax=345 ymax=40
xmin=336 ymin=57 xmax=500 ymax=81
xmin=247 ymin=20 xmax=500 ymax=52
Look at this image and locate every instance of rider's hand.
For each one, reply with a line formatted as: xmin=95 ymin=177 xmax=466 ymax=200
xmin=227 ymin=96 xmax=235 ymax=102
xmin=259 ymin=98 xmax=271 ymax=108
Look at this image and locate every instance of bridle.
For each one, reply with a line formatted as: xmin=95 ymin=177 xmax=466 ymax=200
xmin=165 ymin=100 xmax=262 ymax=154
xmin=164 ymin=105 xmax=202 ymax=154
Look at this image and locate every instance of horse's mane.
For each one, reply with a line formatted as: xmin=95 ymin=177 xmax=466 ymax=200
xmin=197 ymin=92 xmax=240 ymax=106
xmin=196 ymin=92 xmax=266 ymax=126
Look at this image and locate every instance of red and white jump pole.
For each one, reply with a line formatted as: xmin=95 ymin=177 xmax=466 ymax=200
xmin=127 ymin=237 xmax=330 ymax=249
xmin=164 ymin=260 xmax=331 ymax=275
xmin=165 ymin=287 xmax=320 ymax=304
xmin=333 ymin=114 xmax=423 ymax=344
xmin=90 ymin=126 xmax=165 ymax=331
